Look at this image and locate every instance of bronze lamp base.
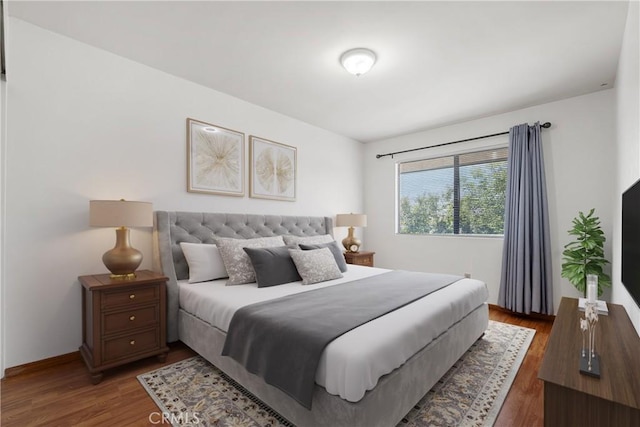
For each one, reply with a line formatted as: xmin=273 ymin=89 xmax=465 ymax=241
xmin=102 ymin=227 xmax=143 ymax=279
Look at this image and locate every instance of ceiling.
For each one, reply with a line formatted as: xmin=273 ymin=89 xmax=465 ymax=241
xmin=7 ymin=1 xmax=629 ymax=142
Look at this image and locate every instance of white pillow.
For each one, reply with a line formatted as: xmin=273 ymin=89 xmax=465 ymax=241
xmin=180 ymin=242 xmax=228 ymax=283
xmin=282 ymin=234 xmax=334 ymax=246
xmin=216 ymin=236 xmax=286 ymax=285
xmin=289 ymin=247 xmax=343 ymax=285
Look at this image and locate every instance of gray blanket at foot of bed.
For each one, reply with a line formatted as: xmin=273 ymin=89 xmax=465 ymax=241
xmin=221 ymin=270 xmax=462 ymax=409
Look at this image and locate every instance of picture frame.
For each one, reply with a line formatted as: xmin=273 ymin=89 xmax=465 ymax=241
xmin=249 ymin=136 xmax=297 ymax=201
xmin=187 ymin=118 xmax=245 ymax=197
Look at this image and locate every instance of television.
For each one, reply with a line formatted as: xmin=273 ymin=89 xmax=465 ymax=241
xmin=622 ymin=177 xmax=640 ymax=307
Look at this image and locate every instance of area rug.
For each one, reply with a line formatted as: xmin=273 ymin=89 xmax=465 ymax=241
xmin=138 ymin=320 xmax=534 ymax=427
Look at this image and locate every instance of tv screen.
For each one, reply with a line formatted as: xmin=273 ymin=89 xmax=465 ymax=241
xmin=622 ymin=178 xmax=640 ymax=307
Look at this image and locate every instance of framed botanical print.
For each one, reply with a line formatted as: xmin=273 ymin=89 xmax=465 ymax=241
xmin=249 ymin=136 xmax=297 ymax=201
xmin=187 ymin=118 xmax=244 ymax=197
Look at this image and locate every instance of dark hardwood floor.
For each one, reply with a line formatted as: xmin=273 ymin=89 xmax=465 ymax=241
xmin=491 ymin=308 xmax=553 ymax=427
xmin=1 ymin=307 xmax=553 ymax=426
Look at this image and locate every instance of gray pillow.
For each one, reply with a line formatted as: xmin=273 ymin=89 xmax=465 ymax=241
xmin=299 ymin=241 xmax=348 ymax=273
xmin=243 ymin=246 xmax=302 ymax=288
xmin=216 ymin=236 xmax=286 ymax=285
xmin=282 ymin=234 xmax=334 ymax=246
xmin=289 ymin=247 xmax=343 ymax=285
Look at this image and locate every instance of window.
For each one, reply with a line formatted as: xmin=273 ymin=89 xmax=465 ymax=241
xmin=397 ymin=147 xmax=508 ymax=235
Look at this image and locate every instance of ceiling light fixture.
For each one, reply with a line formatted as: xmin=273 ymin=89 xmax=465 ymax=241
xmin=340 ymin=48 xmax=376 ymax=77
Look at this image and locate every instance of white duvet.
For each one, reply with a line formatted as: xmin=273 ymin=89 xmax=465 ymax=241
xmin=178 ymin=265 xmax=488 ymax=403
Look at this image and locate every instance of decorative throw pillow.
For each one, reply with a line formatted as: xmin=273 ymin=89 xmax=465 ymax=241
xmin=179 ymin=242 xmax=228 ymax=283
xmin=216 ymin=236 xmax=286 ymax=285
xmin=243 ymin=246 xmax=302 ymax=288
xmin=299 ymin=241 xmax=348 ymax=273
xmin=282 ymin=234 xmax=334 ymax=246
xmin=289 ymin=247 xmax=343 ymax=285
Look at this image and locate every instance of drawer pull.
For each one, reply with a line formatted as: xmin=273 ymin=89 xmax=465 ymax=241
xmin=130 ymin=340 xmax=136 ymax=346
xmin=129 ymin=315 xmax=136 ymax=321
xmin=129 ymin=294 xmax=135 ymax=300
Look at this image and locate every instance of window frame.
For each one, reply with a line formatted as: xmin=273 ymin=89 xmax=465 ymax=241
xmin=396 ymin=144 xmax=508 ymax=237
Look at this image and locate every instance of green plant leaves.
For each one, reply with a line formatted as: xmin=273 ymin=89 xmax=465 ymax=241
xmin=561 ymin=208 xmax=611 ymax=296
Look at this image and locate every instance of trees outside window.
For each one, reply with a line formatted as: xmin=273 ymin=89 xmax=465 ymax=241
xmin=398 ymin=148 xmax=507 ymax=235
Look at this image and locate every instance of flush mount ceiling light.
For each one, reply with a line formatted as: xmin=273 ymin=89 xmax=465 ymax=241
xmin=340 ymin=48 xmax=376 ymax=76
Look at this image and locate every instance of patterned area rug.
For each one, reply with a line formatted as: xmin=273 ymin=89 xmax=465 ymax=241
xmin=138 ymin=320 xmax=534 ymax=427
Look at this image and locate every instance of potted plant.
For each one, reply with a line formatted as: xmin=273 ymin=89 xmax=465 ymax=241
xmin=561 ymin=209 xmax=611 ymax=297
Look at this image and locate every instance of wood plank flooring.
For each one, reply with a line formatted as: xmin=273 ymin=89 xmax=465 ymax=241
xmin=491 ymin=308 xmax=553 ymax=427
xmin=1 ymin=307 xmax=552 ymax=427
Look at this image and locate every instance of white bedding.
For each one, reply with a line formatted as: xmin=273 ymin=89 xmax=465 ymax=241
xmin=178 ymin=265 xmax=488 ymax=402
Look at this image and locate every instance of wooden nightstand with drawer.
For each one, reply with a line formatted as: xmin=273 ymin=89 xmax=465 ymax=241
xmin=79 ymin=270 xmax=169 ymax=384
xmin=344 ymin=251 xmax=375 ymax=267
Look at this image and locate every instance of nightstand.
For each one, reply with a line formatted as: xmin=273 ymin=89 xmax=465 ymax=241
xmin=79 ymin=270 xmax=169 ymax=384
xmin=344 ymin=251 xmax=375 ymax=267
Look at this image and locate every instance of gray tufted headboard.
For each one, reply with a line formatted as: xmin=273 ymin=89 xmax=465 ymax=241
xmin=153 ymin=211 xmax=334 ymax=342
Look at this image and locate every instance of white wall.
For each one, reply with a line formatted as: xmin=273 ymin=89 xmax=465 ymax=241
xmin=0 ymin=76 xmax=5 ymax=377
xmin=364 ymin=89 xmax=616 ymax=315
xmin=0 ymin=40 xmax=6 ymax=378
xmin=613 ymin=1 xmax=640 ymax=336
xmin=3 ymin=19 xmax=364 ymax=369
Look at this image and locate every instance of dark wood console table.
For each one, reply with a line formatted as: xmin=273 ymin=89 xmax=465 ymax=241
xmin=539 ymin=297 xmax=640 ymax=426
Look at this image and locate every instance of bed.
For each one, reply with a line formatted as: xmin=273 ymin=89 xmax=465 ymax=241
xmin=153 ymin=211 xmax=489 ymax=427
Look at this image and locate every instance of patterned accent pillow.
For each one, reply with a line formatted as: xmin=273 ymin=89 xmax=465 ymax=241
xmin=289 ymin=247 xmax=343 ymax=285
xmin=282 ymin=234 xmax=334 ymax=246
xmin=216 ymin=236 xmax=286 ymax=285
xmin=299 ymin=241 xmax=348 ymax=273
xmin=180 ymin=242 xmax=228 ymax=283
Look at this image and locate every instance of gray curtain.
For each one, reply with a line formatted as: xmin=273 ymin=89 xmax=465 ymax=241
xmin=498 ymin=122 xmax=553 ymax=314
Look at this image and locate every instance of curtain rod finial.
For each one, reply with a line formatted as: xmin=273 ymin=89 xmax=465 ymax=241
xmin=541 ymin=122 xmax=552 ymax=128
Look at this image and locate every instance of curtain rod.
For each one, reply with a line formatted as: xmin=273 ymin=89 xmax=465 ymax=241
xmin=375 ymin=122 xmax=552 ymax=159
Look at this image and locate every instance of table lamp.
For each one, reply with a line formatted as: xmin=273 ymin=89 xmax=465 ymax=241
xmin=89 ymin=199 xmax=153 ymax=279
xmin=336 ymin=213 xmax=367 ymax=253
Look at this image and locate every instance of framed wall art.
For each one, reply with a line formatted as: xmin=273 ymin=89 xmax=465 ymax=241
xmin=249 ymin=136 xmax=297 ymax=201
xmin=187 ymin=118 xmax=245 ymax=197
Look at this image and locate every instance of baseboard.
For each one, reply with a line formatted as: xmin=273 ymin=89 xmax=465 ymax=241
xmin=489 ymin=303 xmax=556 ymax=322
xmin=3 ymin=342 xmax=187 ymax=379
xmin=3 ymin=351 xmax=81 ymax=378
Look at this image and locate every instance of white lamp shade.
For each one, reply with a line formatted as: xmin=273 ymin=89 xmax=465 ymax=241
xmin=336 ymin=213 xmax=367 ymax=227
xmin=340 ymin=48 xmax=376 ymax=76
xmin=90 ymin=200 xmax=153 ymax=227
